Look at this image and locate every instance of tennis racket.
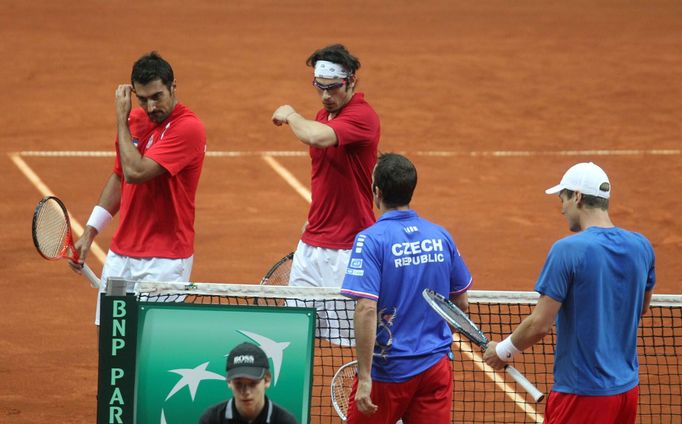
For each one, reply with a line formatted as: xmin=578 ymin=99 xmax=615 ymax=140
xmin=32 ymin=196 xmax=101 ymax=289
xmin=331 ymin=361 xmax=404 ymax=423
xmin=422 ymin=289 xmax=544 ymax=402
xmin=259 ymin=251 xmax=294 ymax=285
xmin=331 ymin=360 xmax=357 ymax=421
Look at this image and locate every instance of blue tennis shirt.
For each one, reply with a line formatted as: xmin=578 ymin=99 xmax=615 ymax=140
xmin=341 ymin=210 xmax=472 ymax=382
xmin=535 ymin=226 xmax=656 ymax=396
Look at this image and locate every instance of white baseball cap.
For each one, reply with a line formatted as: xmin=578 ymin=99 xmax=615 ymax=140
xmin=545 ymin=162 xmax=611 ymax=199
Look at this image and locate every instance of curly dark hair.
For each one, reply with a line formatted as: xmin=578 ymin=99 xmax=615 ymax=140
xmin=130 ymin=51 xmax=174 ymax=90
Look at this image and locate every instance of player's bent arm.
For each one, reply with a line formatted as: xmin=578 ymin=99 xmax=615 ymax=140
xmin=511 ymin=295 xmax=561 ymax=351
xmin=286 ymin=113 xmax=338 ymax=148
xmin=483 ymin=296 xmax=560 ymax=369
xmin=116 ymin=120 xmax=167 ymax=183
xmin=70 ymin=173 xmax=122 ymax=271
xmin=641 ymin=289 xmax=654 ymax=316
xmin=97 ymin=173 xmax=123 ymax=217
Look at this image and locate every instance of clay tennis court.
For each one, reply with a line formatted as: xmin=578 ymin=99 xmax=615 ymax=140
xmin=1 ymin=0 xmax=681 ymax=422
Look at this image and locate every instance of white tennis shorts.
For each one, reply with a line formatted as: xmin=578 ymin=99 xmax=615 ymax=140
xmin=288 ymin=240 xmax=355 ymax=346
xmin=94 ymin=251 xmax=193 ymax=325
xmin=288 ymin=240 xmax=351 ymax=288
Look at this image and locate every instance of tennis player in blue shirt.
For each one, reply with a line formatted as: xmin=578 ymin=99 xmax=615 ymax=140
xmin=483 ymin=162 xmax=656 ymax=424
xmin=341 ymin=153 xmax=473 ymax=423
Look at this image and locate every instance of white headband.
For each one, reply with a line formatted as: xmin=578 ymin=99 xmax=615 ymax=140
xmin=314 ymin=60 xmax=349 ymax=79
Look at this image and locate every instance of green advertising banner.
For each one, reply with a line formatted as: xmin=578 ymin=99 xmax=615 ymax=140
xmin=98 ymin=294 xmax=138 ymax=424
xmin=134 ymin=303 xmax=315 ymax=424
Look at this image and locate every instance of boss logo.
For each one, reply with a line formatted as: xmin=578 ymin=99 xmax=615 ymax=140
xmin=233 ymin=355 xmax=255 ymax=364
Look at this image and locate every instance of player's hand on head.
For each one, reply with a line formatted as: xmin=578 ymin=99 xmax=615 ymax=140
xmin=272 ymin=105 xmax=296 ymax=126
xmin=115 ymin=84 xmax=133 ymax=120
xmin=355 ymin=377 xmax=378 ymax=415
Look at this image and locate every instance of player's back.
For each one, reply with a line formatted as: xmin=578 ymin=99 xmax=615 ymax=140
xmin=545 ymin=226 xmax=655 ymax=395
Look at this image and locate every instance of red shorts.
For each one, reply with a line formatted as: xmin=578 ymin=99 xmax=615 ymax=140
xmin=544 ymin=385 xmax=639 ymax=424
xmin=347 ymin=354 xmax=452 ymax=424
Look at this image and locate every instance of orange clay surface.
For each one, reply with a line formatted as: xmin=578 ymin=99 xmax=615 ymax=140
xmin=1 ymin=0 xmax=681 ymax=422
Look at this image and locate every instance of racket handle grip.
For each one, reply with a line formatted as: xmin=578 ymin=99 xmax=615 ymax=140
xmin=504 ymin=365 xmax=545 ymax=403
xmin=82 ymin=263 xmax=101 ymax=289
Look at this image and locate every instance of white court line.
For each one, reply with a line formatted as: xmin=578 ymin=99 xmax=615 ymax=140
xmin=9 ymin=153 xmax=108 ymax=265
xmin=453 ymin=333 xmax=543 ymax=422
xmin=16 ymin=148 xmax=681 ymax=158
xmin=261 ymin=155 xmax=312 ymax=203
xmin=418 ymin=149 xmax=681 ymax=157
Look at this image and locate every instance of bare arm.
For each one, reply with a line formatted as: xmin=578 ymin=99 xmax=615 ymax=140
xmin=69 ymin=173 xmax=121 ymax=271
xmin=115 ymin=84 xmax=167 ymax=183
xmin=641 ymin=289 xmax=654 ymax=316
xmin=272 ymin=105 xmax=338 ymax=148
xmin=483 ymin=295 xmax=561 ymax=369
xmin=353 ymin=297 xmax=378 ymax=416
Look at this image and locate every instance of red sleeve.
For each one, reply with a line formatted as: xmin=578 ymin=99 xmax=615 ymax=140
xmin=324 ymin=102 xmax=380 ymax=148
xmin=144 ymin=116 xmax=206 ymax=176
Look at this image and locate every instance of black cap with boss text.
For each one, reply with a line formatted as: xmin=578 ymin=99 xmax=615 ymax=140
xmin=226 ymin=342 xmax=269 ymax=381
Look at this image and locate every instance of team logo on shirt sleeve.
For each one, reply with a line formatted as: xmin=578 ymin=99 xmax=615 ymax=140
xmin=346 ymin=257 xmax=364 ymax=276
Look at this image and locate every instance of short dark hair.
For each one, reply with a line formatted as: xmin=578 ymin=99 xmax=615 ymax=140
xmin=306 ymin=44 xmax=361 ymax=76
xmin=130 ymin=51 xmax=174 ymax=90
xmin=563 ymin=189 xmax=609 ymax=210
xmin=373 ymin=153 xmax=418 ymax=209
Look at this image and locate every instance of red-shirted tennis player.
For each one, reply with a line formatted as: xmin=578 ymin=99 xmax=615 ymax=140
xmin=69 ymin=51 xmax=206 ymax=325
xmin=272 ymin=44 xmax=380 ymax=344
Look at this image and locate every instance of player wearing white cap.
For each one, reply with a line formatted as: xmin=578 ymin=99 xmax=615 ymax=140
xmin=484 ymin=162 xmax=656 ymax=424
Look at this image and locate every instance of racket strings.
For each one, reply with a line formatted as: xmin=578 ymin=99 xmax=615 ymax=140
xmin=263 ymin=262 xmax=292 ymax=285
xmin=332 ymin=363 xmax=356 ymax=418
xmin=434 ymin=297 xmax=489 ymax=347
xmin=446 ymin=310 xmax=487 ymax=345
xmin=260 ymin=253 xmax=294 ymax=286
xmin=34 ymin=200 xmax=69 ymax=258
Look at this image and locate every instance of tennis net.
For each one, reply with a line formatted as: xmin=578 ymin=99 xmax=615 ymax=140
xmin=135 ymin=282 xmax=682 ymax=423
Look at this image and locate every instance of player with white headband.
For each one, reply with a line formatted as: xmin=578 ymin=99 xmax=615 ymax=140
xmin=272 ymin=44 xmax=381 ymax=347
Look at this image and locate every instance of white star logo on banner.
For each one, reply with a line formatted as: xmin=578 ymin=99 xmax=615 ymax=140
xmin=165 ymin=361 xmax=225 ymax=401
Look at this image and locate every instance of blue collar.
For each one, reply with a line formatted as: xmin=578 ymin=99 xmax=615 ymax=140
xmin=377 ymin=209 xmax=417 ymax=222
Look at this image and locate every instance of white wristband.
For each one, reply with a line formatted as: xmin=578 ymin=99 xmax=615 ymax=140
xmin=495 ymin=335 xmax=521 ymax=362
xmin=86 ymin=205 xmax=113 ymax=233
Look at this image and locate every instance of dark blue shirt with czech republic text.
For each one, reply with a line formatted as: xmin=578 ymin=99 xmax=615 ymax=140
xmin=340 ymin=210 xmax=472 ymax=382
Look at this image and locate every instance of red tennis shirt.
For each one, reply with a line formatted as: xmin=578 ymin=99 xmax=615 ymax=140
xmin=302 ymin=92 xmax=380 ymax=250
xmin=111 ymin=103 xmax=206 ymax=258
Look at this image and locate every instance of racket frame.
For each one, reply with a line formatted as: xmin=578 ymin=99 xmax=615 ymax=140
xmin=32 ymin=196 xmax=101 ymax=289
xmin=259 ymin=251 xmax=294 ymax=285
xmin=422 ymin=288 xmax=545 ymax=402
xmin=330 ymin=360 xmax=357 ymax=421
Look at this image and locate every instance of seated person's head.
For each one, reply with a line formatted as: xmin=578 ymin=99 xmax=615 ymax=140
xmin=226 ymin=342 xmax=272 ymax=420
